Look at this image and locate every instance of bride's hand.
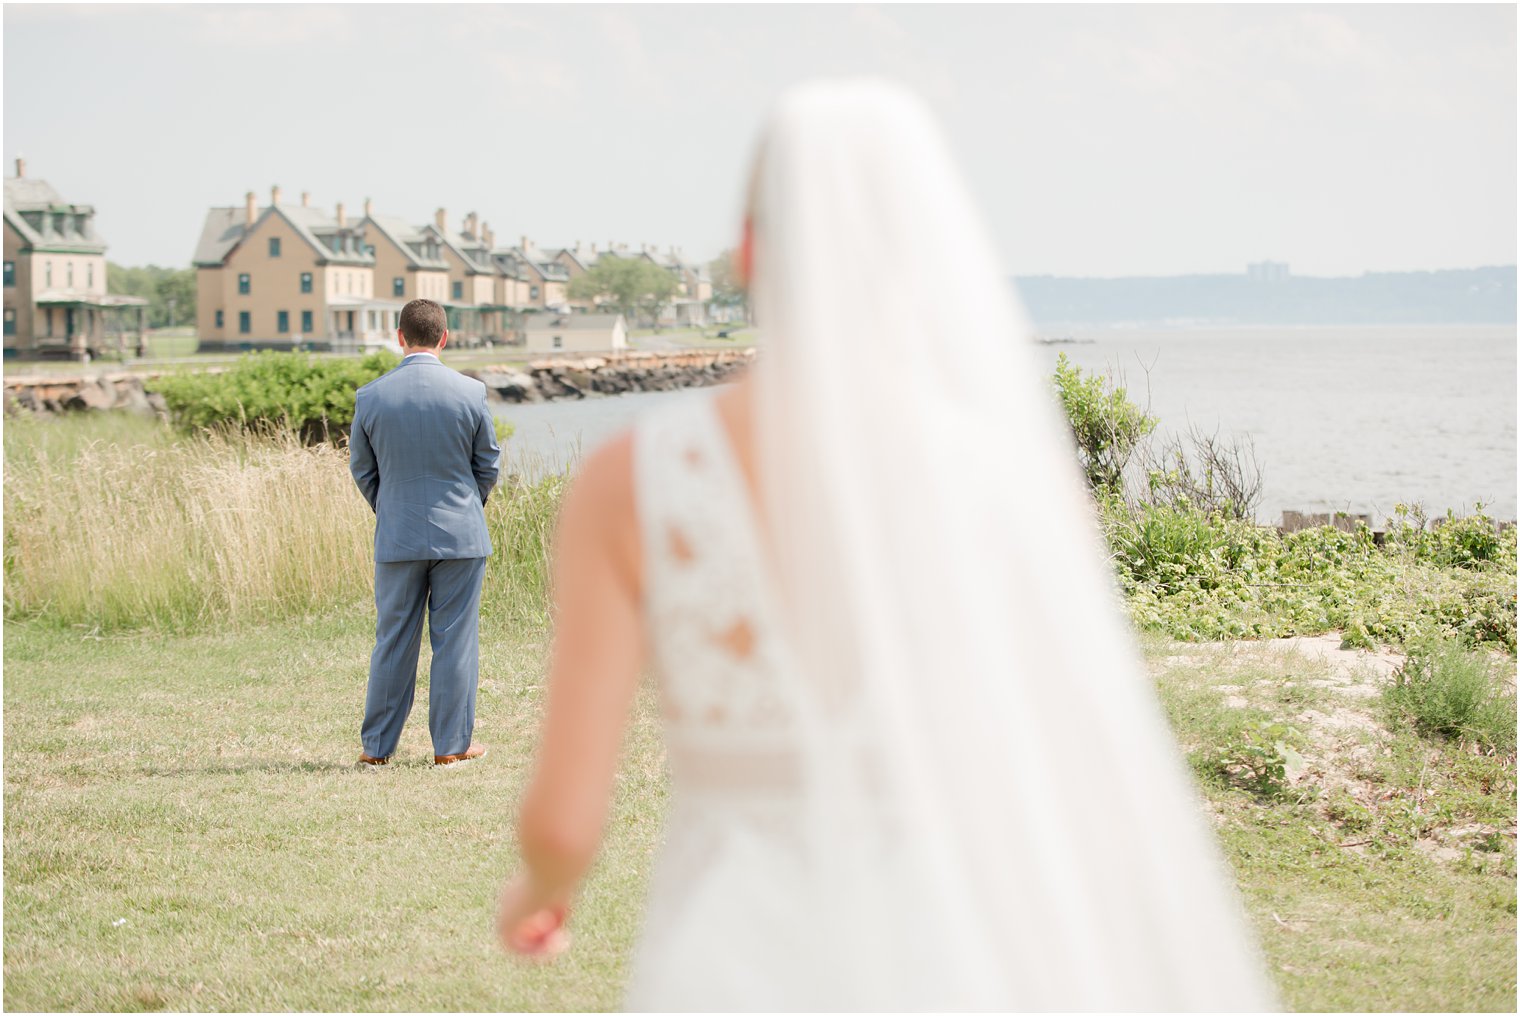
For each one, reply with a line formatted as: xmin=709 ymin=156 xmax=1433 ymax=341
xmin=496 ymin=874 xmax=571 ymax=958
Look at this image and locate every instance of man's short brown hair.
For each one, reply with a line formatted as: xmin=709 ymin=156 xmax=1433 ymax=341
xmin=399 ymin=299 xmax=447 ymax=348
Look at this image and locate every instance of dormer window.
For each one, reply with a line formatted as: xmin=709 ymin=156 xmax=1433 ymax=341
xmin=54 ymin=213 xmax=66 ymax=234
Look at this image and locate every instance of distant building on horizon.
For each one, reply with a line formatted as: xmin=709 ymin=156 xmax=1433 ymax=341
xmin=1247 ymin=261 xmax=1291 ymax=283
xmin=3 ymin=159 xmax=147 ymax=360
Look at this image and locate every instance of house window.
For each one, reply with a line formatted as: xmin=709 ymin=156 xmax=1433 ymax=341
xmin=300 ymin=272 xmax=312 ymax=294
xmin=67 ymin=263 xmax=74 ymax=288
xmin=3 ymin=309 xmax=14 ymax=335
xmin=269 ymin=237 xmax=281 ymax=258
xmin=239 ymin=311 xmax=251 ymax=335
xmin=238 ymin=273 xmax=251 ymax=295
xmin=2 ymin=261 xmax=12 ymax=286
xmin=530 ymin=285 xmax=540 ymax=299
xmin=393 ymin=277 xmax=405 ymax=298
xmin=552 ymin=335 xmax=562 ymax=350
xmin=87 ymin=263 xmax=94 ymax=288
xmin=45 ymin=263 xmax=52 ymax=287
xmin=301 ymin=310 xmax=313 ymax=334
xmin=277 ymin=310 xmax=290 ymax=334
xmin=215 ymin=310 xmax=224 ymax=328
xmin=452 ymin=281 xmax=463 ymax=300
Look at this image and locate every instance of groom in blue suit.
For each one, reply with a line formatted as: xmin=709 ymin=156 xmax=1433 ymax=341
xmin=349 ymin=298 xmax=500 ymax=767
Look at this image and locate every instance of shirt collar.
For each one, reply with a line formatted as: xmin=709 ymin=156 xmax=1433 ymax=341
xmin=401 ymin=350 xmax=441 ymax=363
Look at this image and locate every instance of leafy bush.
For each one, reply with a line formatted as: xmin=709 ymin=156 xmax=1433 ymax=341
xmin=1214 ymin=720 xmax=1308 ymax=801
xmin=1102 ymin=498 xmax=1517 ymax=651
xmin=1386 ymin=640 xmax=1517 ymax=752
xmin=1051 ymin=353 xmax=1155 ymax=493
xmin=149 ymin=350 xmax=398 ymax=442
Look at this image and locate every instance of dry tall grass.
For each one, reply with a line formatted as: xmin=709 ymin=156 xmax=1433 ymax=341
xmin=4 ymin=415 xmax=563 ymax=632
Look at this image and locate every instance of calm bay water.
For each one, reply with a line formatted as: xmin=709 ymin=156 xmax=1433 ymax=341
xmin=494 ymin=325 xmax=1517 ymax=523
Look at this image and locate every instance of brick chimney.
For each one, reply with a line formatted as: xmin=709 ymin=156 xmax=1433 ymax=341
xmin=14 ymin=157 xmax=24 ymax=178
xmin=521 ymin=235 xmax=531 ymax=253
xmin=363 ymin=197 xmax=373 ymax=218
xmin=245 ymin=191 xmax=257 ymax=225
xmin=481 ymin=222 xmax=494 ymax=248
xmin=436 ymin=208 xmax=447 ymax=232
xmin=463 ymin=211 xmax=478 ymax=237
xmin=271 ymin=184 xmax=282 ymax=206
xmin=336 ymin=202 xmax=346 ymax=228
xmin=301 ymin=191 xmax=310 ymax=207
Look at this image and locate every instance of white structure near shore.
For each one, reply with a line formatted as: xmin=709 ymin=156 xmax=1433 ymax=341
xmin=523 ymin=312 xmax=627 ymax=353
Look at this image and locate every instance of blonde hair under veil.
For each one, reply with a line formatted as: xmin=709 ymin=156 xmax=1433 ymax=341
xmin=747 ymin=79 xmax=1277 ymax=1010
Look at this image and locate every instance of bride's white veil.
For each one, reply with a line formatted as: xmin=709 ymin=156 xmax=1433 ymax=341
xmin=748 ymin=79 xmax=1276 ymax=1010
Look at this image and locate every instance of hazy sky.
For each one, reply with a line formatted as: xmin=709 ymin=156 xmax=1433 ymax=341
xmin=4 ymin=4 xmax=1515 ymax=276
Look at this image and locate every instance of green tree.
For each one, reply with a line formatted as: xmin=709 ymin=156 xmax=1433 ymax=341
xmin=567 ymin=256 xmax=678 ymax=327
xmin=107 ymin=262 xmax=197 ymax=329
xmin=708 ymin=248 xmax=748 ymax=320
xmin=1051 ymin=352 xmax=1156 ymax=494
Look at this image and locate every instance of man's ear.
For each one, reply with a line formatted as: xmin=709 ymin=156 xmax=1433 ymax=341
xmin=397 ymin=329 xmax=407 ymax=350
xmin=438 ymin=330 xmax=449 ymax=351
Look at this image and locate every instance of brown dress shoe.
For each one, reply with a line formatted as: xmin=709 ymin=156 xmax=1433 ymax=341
xmin=357 ymin=752 xmax=390 ymax=766
xmin=434 ymin=744 xmax=488 ymax=766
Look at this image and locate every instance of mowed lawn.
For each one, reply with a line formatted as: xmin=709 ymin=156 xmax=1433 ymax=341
xmin=4 ymin=615 xmax=1515 ymax=1011
xmin=3 ymin=614 xmax=666 ymax=1012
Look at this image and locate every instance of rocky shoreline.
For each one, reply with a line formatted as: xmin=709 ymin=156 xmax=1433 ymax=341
xmin=1 ymin=348 xmax=756 ymax=417
xmin=464 ymin=349 xmax=754 ymax=402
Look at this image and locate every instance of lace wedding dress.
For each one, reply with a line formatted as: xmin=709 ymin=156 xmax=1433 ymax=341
xmin=616 ymin=79 xmax=1276 ymax=1012
xmin=623 ymin=392 xmax=829 ymax=1011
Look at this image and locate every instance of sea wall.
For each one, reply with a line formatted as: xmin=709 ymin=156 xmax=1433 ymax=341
xmin=3 ymin=373 xmax=168 ymax=416
xmin=1 ymin=349 xmax=757 ymax=417
xmin=464 ymin=349 xmax=755 ymax=402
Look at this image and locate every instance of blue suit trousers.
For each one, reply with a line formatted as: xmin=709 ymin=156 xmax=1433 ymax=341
xmin=361 ymin=556 xmax=487 ymax=759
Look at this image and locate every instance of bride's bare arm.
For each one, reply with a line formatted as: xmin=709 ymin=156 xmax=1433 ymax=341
xmin=499 ymin=433 xmax=646 ymax=955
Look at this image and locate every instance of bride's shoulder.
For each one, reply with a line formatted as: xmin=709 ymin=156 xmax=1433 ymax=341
xmin=557 ymin=428 xmax=641 ymax=596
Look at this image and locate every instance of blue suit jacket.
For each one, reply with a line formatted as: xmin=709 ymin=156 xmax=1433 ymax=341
xmin=349 ymin=353 xmax=500 ymax=562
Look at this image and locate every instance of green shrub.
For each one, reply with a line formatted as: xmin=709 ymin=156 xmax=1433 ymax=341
xmin=149 ymin=350 xmax=398 ymax=442
xmin=1386 ymin=640 xmax=1517 ymax=752
xmin=1051 ymin=353 xmax=1155 ymax=493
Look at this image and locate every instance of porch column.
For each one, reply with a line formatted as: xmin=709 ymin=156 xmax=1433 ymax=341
xmin=71 ymin=305 xmax=88 ymax=361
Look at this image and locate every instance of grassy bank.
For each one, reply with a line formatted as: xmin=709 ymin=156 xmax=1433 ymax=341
xmin=3 ymin=616 xmax=1512 ymax=1011
xmin=3 ymin=412 xmax=1514 ymax=1011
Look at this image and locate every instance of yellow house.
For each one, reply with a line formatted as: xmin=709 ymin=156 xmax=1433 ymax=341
xmin=495 ymin=237 xmax=570 ymax=311
xmin=194 ymin=186 xmax=399 ymax=352
xmin=4 ymin=159 xmax=146 ymax=360
xmin=427 ymin=209 xmax=505 ymax=345
xmin=361 ymin=208 xmax=450 ymax=307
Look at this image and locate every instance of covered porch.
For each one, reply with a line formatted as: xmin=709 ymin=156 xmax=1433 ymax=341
xmin=326 ymin=296 xmax=406 ymax=354
xmin=32 ymin=293 xmax=150 ymax=362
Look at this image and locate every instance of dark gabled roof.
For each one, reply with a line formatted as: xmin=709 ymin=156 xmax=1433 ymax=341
xmin=423 ymin=224 xmax=497 ymax=275
xmin=491 ymin=247 xmax=568 ymax=282
xmin=4 ymin=176 xmax=107 ymax=253
xmin=193 ymin=204 xmax=373 ymax=267
xmin=363 ymin=214 xmax=450 ymax=270
xmin=284 ymin=205 xmax=373 ymax=266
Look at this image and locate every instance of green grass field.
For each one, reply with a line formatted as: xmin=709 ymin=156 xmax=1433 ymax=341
xmin=4 ymin=617 xmax=1513 ymax=1011
xmin=3 ymin=413 xmax=1513 ymax=1011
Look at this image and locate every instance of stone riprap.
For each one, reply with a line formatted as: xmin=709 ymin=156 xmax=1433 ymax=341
xmin=2 ymin=349 xmax=755 ymax=418
xmin=3 ymin=373 xmax=168 ymax=416
xmin=464 ymin=349 xmax=755 ymax=403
